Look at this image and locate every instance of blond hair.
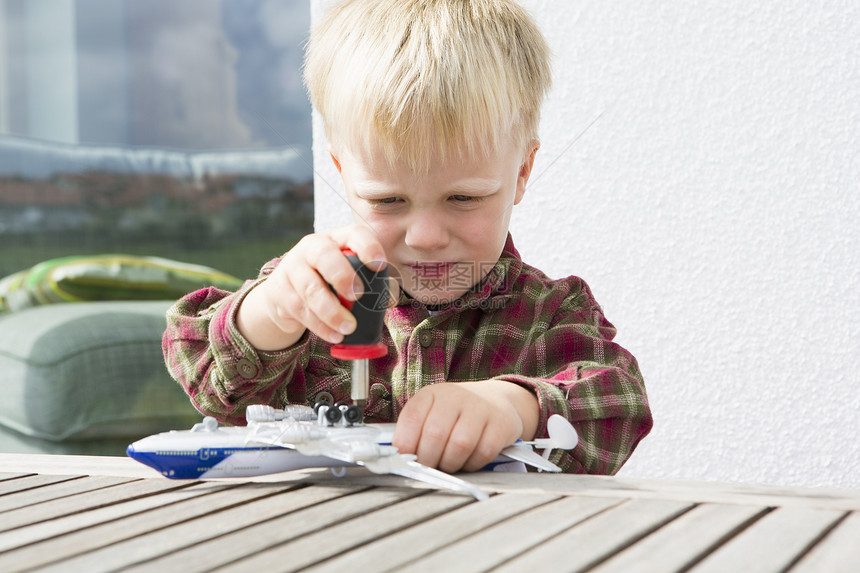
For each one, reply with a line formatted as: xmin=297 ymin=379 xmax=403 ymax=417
xmin=304 ymin=0 xmax=552 ymax=171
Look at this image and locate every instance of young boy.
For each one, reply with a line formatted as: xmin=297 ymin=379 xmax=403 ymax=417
xmin=164 ymin=0 xmax=652 ymax=475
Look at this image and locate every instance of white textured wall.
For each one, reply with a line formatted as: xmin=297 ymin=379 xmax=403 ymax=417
xmin=311 ymin=1 xmax=860 ymax=489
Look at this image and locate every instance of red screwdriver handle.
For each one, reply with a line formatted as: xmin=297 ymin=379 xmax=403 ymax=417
xmin=330 ymin=249 xmax=388 ymax=360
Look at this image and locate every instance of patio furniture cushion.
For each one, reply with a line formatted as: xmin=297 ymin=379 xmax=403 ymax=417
xmin=0 ymin=300 xmax=199 ymax=442
xmin=0 ymin=254 xmax=242 ymax=313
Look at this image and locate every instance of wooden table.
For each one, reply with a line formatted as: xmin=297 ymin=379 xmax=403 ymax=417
xmin=0 ymin=454 xmax=858 ymax=572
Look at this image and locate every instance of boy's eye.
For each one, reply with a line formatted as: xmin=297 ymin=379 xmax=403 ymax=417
xmin=368 ymin=197 xmax=401 ymax=205
xmin=450 ymin=195 xmax=475 ymax=202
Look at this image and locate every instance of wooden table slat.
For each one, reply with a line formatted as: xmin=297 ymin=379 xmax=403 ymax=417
xmin=92 ymin=484 xmax=367 ymax=571
xmin=0 ymin=478 xmax=195 ymax=533
xmin=302 ymin=491 xmax=561 ymax=573
xmin=0 ymin=475 xmax=135 ymax=515
xmin=397 ymin=495 xmax=623 ymax=573
xmin=0 ymin=454 xmax=158 ymax=479
xmin=121 ymin=488 xmax=463 ymax=573
xmin=230 ymin=491 xmax=476 ymax=573
xmin=789 ymin=511 xmax=860 ymax=573
xmin=0 ymin=481 xmax=216 ymax=554
xmin=493 ymin=497 xmax=694 ymax=573
xmin=0 ymin=481 xmax=285 ymax=571
xmin=590 ymin=503 xmax=767 ymax=573
xmin=202 ymin=487 xmax=427 ymax=573
xmin=0 ymin=473 xmax=33 ymax=482
xmin=689 ymin=505 xmax=847 ymax=573
xmin=41 ymin=482 xmax=371 ymax=573
xmin=0 ymin=474 xmax=82 ymax=496
xmin=468 ymin=472 xmax=860 ymax=510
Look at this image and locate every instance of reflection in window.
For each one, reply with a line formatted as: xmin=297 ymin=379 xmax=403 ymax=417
xmin=0 ymin=0 xmax=313 ymax=280
xmin=1 ymin=0 xmax=311 ymax=149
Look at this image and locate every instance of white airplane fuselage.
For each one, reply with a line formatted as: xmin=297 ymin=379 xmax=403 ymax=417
xmin=126 ymin=423 xmax=394 ymax=479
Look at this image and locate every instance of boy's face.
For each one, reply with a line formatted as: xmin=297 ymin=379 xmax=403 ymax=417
xmin=333 ymin=137 xmax=537 ymax=305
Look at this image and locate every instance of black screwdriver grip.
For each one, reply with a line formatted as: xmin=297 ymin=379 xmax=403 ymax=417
xmin=335 ymin=250 xmax=388 ymax=347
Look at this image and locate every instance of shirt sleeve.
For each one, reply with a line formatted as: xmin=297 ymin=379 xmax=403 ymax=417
xmin=162 ymin=271 xmax=313 ymax=425
xmin=493 ymin=280 xmax=653 ymax=475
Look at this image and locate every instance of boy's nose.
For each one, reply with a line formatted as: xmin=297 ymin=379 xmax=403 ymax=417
xmin=404 ymin=212 xmax=450 ymax=253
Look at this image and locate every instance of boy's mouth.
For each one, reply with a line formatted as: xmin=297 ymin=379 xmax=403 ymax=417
xmin=406 ymin=262 xmax=458 ymax=278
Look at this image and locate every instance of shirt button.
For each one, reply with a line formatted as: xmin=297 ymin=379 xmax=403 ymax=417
xmin=418 ymin=330 xmax=433 ymax=348
xmin=237 ymin=358 xmax=258 ymax=379
xmin=313 ymin=391 xmax=334 ymax=407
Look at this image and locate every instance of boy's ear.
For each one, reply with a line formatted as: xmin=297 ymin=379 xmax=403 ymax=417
xmin=514 ymin=141 xmax=540 ymax=205
xmin=328 ymin=146 xmax=343 ymax=174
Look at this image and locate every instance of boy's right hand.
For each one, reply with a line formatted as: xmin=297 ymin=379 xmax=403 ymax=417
xmin=236 ymin=224 xmax=387 ymax=352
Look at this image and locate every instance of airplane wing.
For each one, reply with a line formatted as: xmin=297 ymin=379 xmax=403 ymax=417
xmin=324 ymin=432 xmax=490 ymax=500
xmin=499 ymin=443 xmax=562 ymax=472
xmin=247 ymin=422 xmax=489 ymax=500
xmin=357 ymin=452 xmax=489 ymax=501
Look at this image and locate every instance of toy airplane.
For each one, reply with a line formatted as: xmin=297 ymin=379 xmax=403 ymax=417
xmin=127 ymin=402 xmax=578 ymax=501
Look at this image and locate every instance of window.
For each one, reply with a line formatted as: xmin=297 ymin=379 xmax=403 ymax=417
xmin=0 ymin=1 xmax=314 ymax=456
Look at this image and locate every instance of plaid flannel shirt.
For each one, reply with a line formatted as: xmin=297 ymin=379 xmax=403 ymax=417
xmin=163 ymin=235 xmax=652 ymax=474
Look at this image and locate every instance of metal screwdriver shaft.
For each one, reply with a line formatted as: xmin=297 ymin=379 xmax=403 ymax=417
xmin=351 ymin=359 xmax=370 ymax=412
xmin=330 ymin=249 xmax=388 ymax=419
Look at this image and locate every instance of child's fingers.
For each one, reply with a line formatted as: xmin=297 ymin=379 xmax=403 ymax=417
xmin=392 ymin=388 xmax=434 ymax=459
xmin=266 ymin=243 xmax=350 ymax=342
xmin=289 ymin=276 xmax=356 ymax=344
xmin=414 ymin=402 xmax=461 ymax=471
xmin=299 ymin=226 xmax=387 ymax=303
xmin=395 ymin=384 xmax=489 ymax=472
xmin=462 ymin=418 xmax=512 ymax=473
xmin=244 ymin=225 xmax=386 ymax=348
xmin=438 ymin=412 xmax=483 ymax=474
xmin=394 ymin=382 xmax=524 ymax=473
xmin=281 ymin=257 xmax=356 ymax=343
xmin=289 ymin=233 xmax=362 ymax=302
xmin=328 ymin=224 xmax=388 ymax=272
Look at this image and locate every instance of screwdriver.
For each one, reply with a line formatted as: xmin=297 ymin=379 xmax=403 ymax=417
xmin=330 ymin=249 xmax=389 ymax=417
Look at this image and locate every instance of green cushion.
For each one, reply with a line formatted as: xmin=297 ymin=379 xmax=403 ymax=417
xmin=0 ymin=254 xmax=242 ymax=313
xmin=0 ymin=300 xmax=199 ymax=442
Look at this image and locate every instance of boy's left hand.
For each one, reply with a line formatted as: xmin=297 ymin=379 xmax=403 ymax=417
xmin=391 ymin=380 xmax=539 ymax=473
